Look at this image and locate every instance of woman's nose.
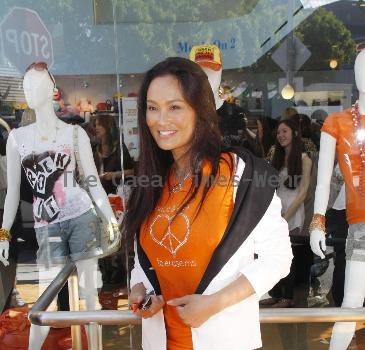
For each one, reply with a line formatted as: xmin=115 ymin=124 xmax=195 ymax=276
xmin=157 ymin=109 xmax=171 ymax=124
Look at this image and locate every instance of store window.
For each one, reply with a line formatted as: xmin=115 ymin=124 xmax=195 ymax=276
xmin=0 ymin=0 xmax=364 ymax=349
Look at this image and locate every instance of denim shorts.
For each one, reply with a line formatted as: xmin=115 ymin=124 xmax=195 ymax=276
xmin=35 ymin=208 xmax=103 ymax=265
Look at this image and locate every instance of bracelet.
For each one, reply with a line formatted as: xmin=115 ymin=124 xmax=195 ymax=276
xmin=0 ymin=228 xmax=11 ymax=241
xmin=309 ymin=214 xmax=326 ymax=233
xmin=107 ymin=222 xmax=119 ymax=234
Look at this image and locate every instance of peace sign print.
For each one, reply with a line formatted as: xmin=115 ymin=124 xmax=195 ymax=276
xmin=149 ymin=212 xmax=190 ymax=257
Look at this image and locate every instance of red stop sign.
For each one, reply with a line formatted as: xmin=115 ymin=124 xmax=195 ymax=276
xmin=0 ymin=7 xmax=54 ymax=73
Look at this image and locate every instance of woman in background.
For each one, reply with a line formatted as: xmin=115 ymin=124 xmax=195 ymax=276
xmin=93 ymin=114 xmax=134 ymax=286
xmin=262 ymin=119 xmax=312 ymax=308
xmin=94 ymin=114 xmax=134 ymax=194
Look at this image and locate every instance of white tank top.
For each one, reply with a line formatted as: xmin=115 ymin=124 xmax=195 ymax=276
xmin=10 ymin=123 xmax=92 ymax=228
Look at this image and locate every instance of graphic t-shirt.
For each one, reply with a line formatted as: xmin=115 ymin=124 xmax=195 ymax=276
xmin=322 ymin=109 xmax=365 ymax=224
xmin=140 ymin=153 xmax=234 ymax=350
xmin=10 ymin=123 xmax=92 ymax=228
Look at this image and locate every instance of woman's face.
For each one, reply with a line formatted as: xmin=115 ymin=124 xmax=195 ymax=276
xmin=277 ymin=123 xmax=293 ymax=148
xmin=146 ymin=75 xmax=197 ymax=161
xmin=95 ymin=119 xmax=107 ymax=138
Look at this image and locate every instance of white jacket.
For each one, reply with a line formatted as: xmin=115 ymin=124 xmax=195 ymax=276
xmin=130 ymin=155 xmax=293 ymax=350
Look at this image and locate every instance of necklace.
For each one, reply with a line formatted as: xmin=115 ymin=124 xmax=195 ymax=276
xmin=351 ymin=100 xmax=365 ymax=197
xmin=31 ymin=119 xmax=60 ymax=171
xmin=169 ymin=169 xmax=192 ymax=193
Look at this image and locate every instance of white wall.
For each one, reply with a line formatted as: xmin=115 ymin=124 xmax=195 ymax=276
xmin=55 ymin=74 xmax=143 ymax=107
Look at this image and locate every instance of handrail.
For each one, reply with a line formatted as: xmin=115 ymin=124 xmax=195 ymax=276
xmin=31 ymin=308 xmax=365 ymax=327
xmin=29 ymin=261 xmax=76 ymax=319
xmin=29 ymin=261 xmax=365 ymax=328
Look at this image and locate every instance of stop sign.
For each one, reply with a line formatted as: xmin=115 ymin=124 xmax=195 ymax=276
xmin=0 ymin=7 xmax=54 ymax=73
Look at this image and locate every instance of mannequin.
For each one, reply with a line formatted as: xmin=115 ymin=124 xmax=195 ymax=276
xmin=189 ymin=44 xmax=244 ymax=136
xmin=189 ymin=44 xmax=224 ymax=110
xmin=310 ymin=49 xmax=365 ymax=349
xmin=0 ymin=63 xmax=119 ymax=350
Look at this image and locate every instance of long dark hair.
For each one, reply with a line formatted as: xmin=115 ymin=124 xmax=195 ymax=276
xmin=259 ymin=116 xmax=277 ymax=156
xmin=124 ymin=57 xmax=226 ymax=240
xmin=271 ymin=119 xmax=303 ymax=189
xmin=94 ymin=114 xmax=119 ymax=155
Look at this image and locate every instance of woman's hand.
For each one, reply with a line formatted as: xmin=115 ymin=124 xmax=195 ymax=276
xmin=129 ymin=283 xmax=165 ymax=319
xmin=167 ymin=294 xmax=218 ymax=328
xmin=100 ymin=172 xmax=114 ymax=181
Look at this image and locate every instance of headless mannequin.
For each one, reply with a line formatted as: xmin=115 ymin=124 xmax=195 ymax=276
xmin=310 ymin=50 xmax=365 ymax=349
xmin=201 ymin=66 xmax=224 ymax=110
xmin=0 ymin=68 xmax=118 ymax=350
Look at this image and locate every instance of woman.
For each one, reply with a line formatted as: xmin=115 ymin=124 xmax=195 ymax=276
xmin=93 ymin=115 xmax=134 ymax=286
xmin=93 ymin=114 xmax=134 ymax=194
xmin=291 ymin=113 xmax=317 ymax=157
xmin=263 ymin=119 xmax=312 ymax=308
xmin=125 ymin=57 xmax=292 ymax=350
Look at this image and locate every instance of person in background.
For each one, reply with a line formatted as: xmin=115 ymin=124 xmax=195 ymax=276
xmin=262 ymin=119 xmax=312 ymax=308
xmin=326 ymin=165 xmax=348 ymax=306
xmin=93 ymin=114 xmax=134 ymax=286
xmin=281 ymin=107 xmax=298 ymax=120
xmin=291 ymin=113 xmax=317 ymax=157
xmin=93 ymin=114 xmax=134 ymax=195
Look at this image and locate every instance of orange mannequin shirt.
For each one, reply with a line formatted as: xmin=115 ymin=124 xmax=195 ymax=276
xmin=140 ymin=153 xmax=235 ymax=350
xmin=322 ymin=109 xmax=365 ymax=224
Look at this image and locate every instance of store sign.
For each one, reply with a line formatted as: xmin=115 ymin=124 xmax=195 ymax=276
xmin=0 ymin=7 xmax=54 ymax=73
xmin=122 ymin=97 xmax=139 ymax=160
xmin=177 ymin=37 xmax=237 ymax=54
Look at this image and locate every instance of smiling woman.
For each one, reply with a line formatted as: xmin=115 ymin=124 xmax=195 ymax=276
xmin=146 ymin=75 xmax=197 ymax=163
xmin=124 ymin=57 xmax=293 ymax=350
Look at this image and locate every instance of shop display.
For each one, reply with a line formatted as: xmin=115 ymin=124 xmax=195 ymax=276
xmin=112 ymin=92 xmax=123 ymax=113
xmin=0 ymin=62 xmax=119 ymax=350
xmin=96 ymin=99 xmax=112 ymax=112
xmin=121 ymin=96 xmax=139 ymax=159
xmin=76 ymin=97 xmax=94 ymax=122
xmin=310 ymin=48 xmax=365 ymax=349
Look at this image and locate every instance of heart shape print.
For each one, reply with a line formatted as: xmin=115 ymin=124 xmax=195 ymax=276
xmin=149 ymin=212 xmax=190 ymax=257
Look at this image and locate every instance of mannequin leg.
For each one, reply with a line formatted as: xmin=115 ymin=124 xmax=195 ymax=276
xmin=28 ymin=264 xmax=61 ymax=350
xmin=75 ymin=257 xmax=102 ymax=347
xmin=28 ymin=325 xmax=51 ymax=350
xmin=75 ymin=257 xmax=101 ymax=310
xmin=329 ymin=260 xmax=365 ymax=350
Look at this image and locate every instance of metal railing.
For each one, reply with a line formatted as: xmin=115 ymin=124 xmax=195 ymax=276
xmin=28 ymin=261 xmax=365 ymax=349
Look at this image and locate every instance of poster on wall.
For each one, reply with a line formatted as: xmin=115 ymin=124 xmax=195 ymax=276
xmin=122 ymin=97 xmax=139 ymax=160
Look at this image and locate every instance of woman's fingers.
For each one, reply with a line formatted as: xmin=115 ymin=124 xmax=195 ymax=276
xmin=139 ymin=295 xmax=165 ymax=319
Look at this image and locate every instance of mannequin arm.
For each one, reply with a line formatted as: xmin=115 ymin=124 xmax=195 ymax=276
xmin=283 ymin=154 xmax=312 ymax=222
xmin=313 ymin=132 xmax=336 ymax=214
xmin=0 ymin=118 xmax=10 ymax=132
xmin=245 ymin=128 xmax=256 ymax=139
xmin=0 ymin=131 xmax=21 ymax=266
xmin=310 ymin=132 xmax=336 ymax=258
xmin=2 ymin=131 xmax=21 ymax=230
xmin=77 ymin=127 xmax=118 ymax=236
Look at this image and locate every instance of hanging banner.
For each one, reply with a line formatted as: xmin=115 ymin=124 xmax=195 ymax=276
xmin=122 ymin=97 xmax=139 ymax=160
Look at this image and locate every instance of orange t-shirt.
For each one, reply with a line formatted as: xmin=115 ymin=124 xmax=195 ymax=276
xmin=321 ymin=109 xmax=365 ymax=224
xmin=140 ymin=153 xmax=234 ymax=350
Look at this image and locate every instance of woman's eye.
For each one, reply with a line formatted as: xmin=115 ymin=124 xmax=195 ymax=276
xmin=147 ymin=105 xmax=157 ymax=111
xmin=170 ymin=105 xmax=180 ymax=110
